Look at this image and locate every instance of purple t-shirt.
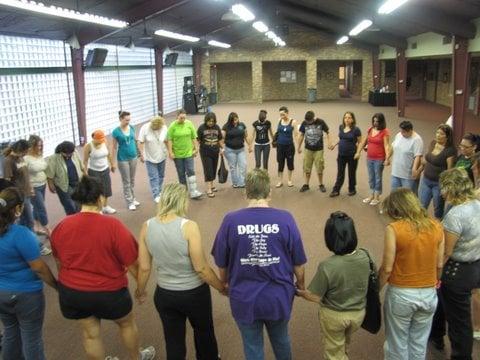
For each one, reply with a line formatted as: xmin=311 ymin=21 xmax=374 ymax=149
xmin=211 ymin=207 xmax=307 ymax=325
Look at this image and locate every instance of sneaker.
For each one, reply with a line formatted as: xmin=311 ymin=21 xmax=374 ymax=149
xmin=319 ymin=184 xmax=327 ymax=193
xmin=40 ymin=246 xmax=52 ymax=256
xmin=348 ymin=190 xmax=357 ymax=196
xmin=154 ymin=196 xmax=161 ymax=203
xmin=102 ymin=206 xmax=117 ymax=214
xmin=299 ymin=184 xmax=310 ymax=192
xmin=329 ymin=191 xmax=339 ymax=198
xmin=140 ymin=346 xmax=156 ymax=360
xmin=128 ymin=204 xmax=137 ymax=211
xmin=133 ymin=199 xmax=140 ymax=206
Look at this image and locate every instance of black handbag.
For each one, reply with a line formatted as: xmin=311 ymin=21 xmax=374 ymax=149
xmin=360 ymin=248 xmax=382 ymax=334
xmin=217 ymin=154 xmax=228 ymax=184
xmin=272 ymin=131 xmax=279 ymax=148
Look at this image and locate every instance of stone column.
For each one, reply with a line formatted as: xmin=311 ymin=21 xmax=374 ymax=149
xmin=201 ymin=57 xmax=211 ymax=92
xmin=252 ymin=60 xmax=263 ymax=103
xmin=306 ymin=58 xmax=317 ymax=102
xmin=452 ymin=36 xmax=470 ymax=145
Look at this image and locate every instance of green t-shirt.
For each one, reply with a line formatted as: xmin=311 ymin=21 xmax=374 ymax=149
xmin=167 ymin=120 xmax=197 ymax=158
xmin=308 ymin=250 xmax=370 ymax=311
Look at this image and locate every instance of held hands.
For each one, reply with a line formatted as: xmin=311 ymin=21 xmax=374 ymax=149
xmin=383 ymin=159 xmax=390 ymax=166
xmin=110 ymin=165 xmax=116 ymax=173
xmin=354 ymin=153 xmax=360 ymax=160
xmin=328 ymin=144 xmax=335 ymax=151
xmin=248 ymin=146 xmax=253 ymax=153
xmin=168 ymin=152 xmax=175 ymax=160
xmin=298 ymin=147 xmax=302 ymax=154
xmin=139 ymin=154 xmax=145 ymax=163
xmin=192 ymin=149 xmax=198 ymax=157
xmin=134 ymin=288 xmax=147 ymax=304
xmin=219 ymin=282 xmax=229 ymax=296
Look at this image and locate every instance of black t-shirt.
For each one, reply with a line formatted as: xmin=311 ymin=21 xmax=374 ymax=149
xmin=197 ymin=124 xmax=223 ymax=148
xmin=299 ymin=119 xmax=329 ymax=151
xmin=424 ymin=141 xmax=457 ymax=181
xmin=222 ymin=122 xmax=246 ymax=150
xmin=338 ymin=126 xmax=362 ymax=157
xmin=252 ymin=120 xmax=271 ymax=144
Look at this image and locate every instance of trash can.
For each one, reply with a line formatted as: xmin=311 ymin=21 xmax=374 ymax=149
xmin=307 ymin=88 xmax=317 ymax=103
xmin=208 ymin=92 xmax=217 ymax=105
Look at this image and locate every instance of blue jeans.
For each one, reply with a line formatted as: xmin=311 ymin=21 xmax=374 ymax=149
xmin=236 ymin=320 xmax=291 ymax=360
xmin=0 ymin=290 xmax=46 ymax=360
xmin=384 ymin=286 xmax=437 ymax=360
xmin=145 ymin=160 xmax=166 ymax=199
xmin=391 ymin=175 xmax=419 ymax=194
xmin=55 ymin=185 xmax=78 ymax=215
xmin=19 ymin=197 xmax=34 ymax=231
xmin=224 ymin=147 xmax=246 ymax=187
xmin=31 ymin=185 xmax=48 ymax=226
xmin=419 ymin=176 xmax=444 ymax=219
xmin=367 ymin=159 xmax=384 ymax=194
xmin=173 ymin=157 xmax=195 ymax=185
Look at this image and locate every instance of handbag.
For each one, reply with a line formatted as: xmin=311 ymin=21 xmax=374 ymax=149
xmin=217 ymin=154 xmax=228 ymax=184
xmin=272 ymin=131 xmax=279 ymax=148
xmin=359 ymin=248 xmax=382 ymax=334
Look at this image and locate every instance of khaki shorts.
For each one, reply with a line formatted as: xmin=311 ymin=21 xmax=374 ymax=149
xmin=303 ymin=149 xmax=324 ymax=173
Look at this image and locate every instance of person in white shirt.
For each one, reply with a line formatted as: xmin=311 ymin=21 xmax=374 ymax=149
xmin=138 ymin=116 xmax=168 ymax=203
xmin=83 ymin=130 xmax=116 ymax=214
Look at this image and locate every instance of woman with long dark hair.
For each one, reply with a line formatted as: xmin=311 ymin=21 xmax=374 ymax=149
xmin=251 ymin=110 xmax=273 ymax=170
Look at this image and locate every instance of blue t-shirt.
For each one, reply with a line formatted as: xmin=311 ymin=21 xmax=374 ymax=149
xmin=112 ymin=126 xmax=137 ymax=161
xmin=212 ymin=207 xmax=307 ymax=325
xmin=338 ymin=126 xmax=361 ymax=157
xmin=0 ymin=224 xmax=42 ymax=292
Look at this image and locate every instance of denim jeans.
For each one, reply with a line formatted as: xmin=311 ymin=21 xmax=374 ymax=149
xmin=384 ymin=286 xmax=437 ymax=360
xmin=367 ymin=159 xmax=384 ymax=194
xmin=236 ymin=319 xmax=291 ymax=360
xmin=19 ymin=197 xmax=34 ymax=231
xmin=0 ymin=290 xmax=46 ymax=360
xmin=173 ymin=157 xmax=195 ymax=185
xmin=224 ymin=147 xmax=246 ymax=187
xmin=117 ymin=159 xmax=137 ymax=206
xmin=145 ymin=160 xmax=166 ymax=199
xmin=419 ymin=176 xmax=445 ymax=219
xmin=391 ymin=175 xmax=419 ymax=194
xmin=30 ymin=185 xmax=48 ymax=226
xmin=254 ymin=144 xmax=270 ymax=170
xmin=55 ymin=185 xmax=78 ymax=215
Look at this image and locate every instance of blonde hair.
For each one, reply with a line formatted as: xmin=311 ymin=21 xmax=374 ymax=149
xmin=150 ymin=116 xmax=165 ymax=128
xmin=157 ymin=183 xmax=188 ymax=217
xmin=246 ymin=169 xmax=270 ymax=200
xmin=440 ymin=168 xmax=476 ymax=205
xmin=381 ymin=188 xmax=433 ymax=231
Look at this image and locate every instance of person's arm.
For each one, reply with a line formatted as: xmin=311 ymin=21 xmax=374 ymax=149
xmin=444 ymin=230 xmax=459 ymax=264
xmin=28 ymin=259 xmax=57 ymax=290
xmin=45 ymin=157 xmax=56 ymax=193
xmin=249 ymin=127 xmax=256 ymax=152
xmin=379 ymin=225 xmax=397 ymax=290
xmin=106 ymin=141 xmax=115 ymax=172
xmin=269 ymin=127 xmax=274 ymax=143
xmin=383 ymin=134 xmax=391 ymax=166
xmin=135 ymin=222 xmax=152 ymax=303
xmin=167 ymin=140 xmax=175 ymax=160
xmin=354 ymin=134 xmax=363 ymax=158
xmin=297 ymin=289 xmax=321 ymax=303
xmin=83 ymin=143 xmax=91 ymax=171
xmin=354 ymin=136 xmax=368 ymax=160
xmin=294 ymin=265 xmax=305 ymax=290
xmin=292 ymin=119 xmax=299 ymax=143
xmin=411 ymin=155 xmax=423 ymax=179
xmin=110 ymin=136 xmax=118 ymax=168
xmin=446 ymin=156 xmax=455 ymax=170
xmin=437 ymin=232 xmax=445 ymax=280
xmin=244 ymin=129 xmax=252 ymax=152
xmin=297 ymin=133 xmax=305 ymax=154
xmin=184 ymin=221 xmax=226 ymax=293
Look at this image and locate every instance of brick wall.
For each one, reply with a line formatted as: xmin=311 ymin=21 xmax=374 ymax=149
xmin=316 ymin=61 xmax=340 ymax=99
xmin=216 ymin=62 xmax=252 ymax=102
xmin=262 ymin=61 xmax=306 ymax=100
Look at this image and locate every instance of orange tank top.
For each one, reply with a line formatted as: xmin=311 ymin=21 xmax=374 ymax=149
xmin=389 ymin=219 xmax=442 ymax=288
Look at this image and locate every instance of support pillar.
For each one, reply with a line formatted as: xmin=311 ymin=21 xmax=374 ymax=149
xmin=252 ymin=60 xmax=263 ymax=103
xmin=372 ymin=51 xmax=381 ymax=89
xmin=452 ymin=36 xmax=470 ymax=145
xmin=154 ymin=47 xmax=164 ymax=115
xmin=193 ymin=49 xmax=202 ymax=90
xmin=306 ymin=59 xmax=317 ymax=102
xmin=71 ymin=47 xmax=86 ymax=146
xmin=396 ymin=49 xmax=407 ymax=117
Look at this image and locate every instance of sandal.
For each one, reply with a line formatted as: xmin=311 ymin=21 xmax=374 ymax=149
xmin=363 ymin=197 xmax=373 ymax=204
xmin=287 ymin=181 xmax=293 ymax=187
xmin=207 ymin=191 xmax=215 ymax=198
xmin=211 ymin=187 xmax=218 ymax=192
xmin=275 ymin=182 xmax=283 ymax=188
xmin=370 ymin=199 xmax=380 ymax=206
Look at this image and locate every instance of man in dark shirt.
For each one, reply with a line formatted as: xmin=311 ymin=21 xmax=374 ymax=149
xmin=297 ymin=111 xmax=331 ymax=192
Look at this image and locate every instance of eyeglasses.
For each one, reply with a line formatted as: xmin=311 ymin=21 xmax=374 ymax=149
xmin=458 ymin=144 xmax=473 ymax=149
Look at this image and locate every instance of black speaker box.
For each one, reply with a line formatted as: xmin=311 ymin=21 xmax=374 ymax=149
xmin=85 ymin=48 xmax=108 ymax=67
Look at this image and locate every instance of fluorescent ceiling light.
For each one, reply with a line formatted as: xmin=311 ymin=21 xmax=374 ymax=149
xmin=208 ymin=40 xmax=231 ymax=48
xmin=266 ymin=31 xmax=276 ymax=39
xmin=232 ymin=4 xmax=255 ymax=22
xmin=378 ymin=0 xmax=410 ymax=14
xmin=155 ymin=29 xmax=199 ymax=42
xmin=336 ymin=36 xmax=349 ymax=45
xmin=252 ymin=21 xmax=268 ymax=33
xmin=349 ymin=19 xmax=372 ymax=36
xmin=0 ymin=0 xmax=128 ymax=28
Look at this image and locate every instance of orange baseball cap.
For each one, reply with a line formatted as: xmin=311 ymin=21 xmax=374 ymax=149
xmin=92 ymin=130 xmax=106 ymax=143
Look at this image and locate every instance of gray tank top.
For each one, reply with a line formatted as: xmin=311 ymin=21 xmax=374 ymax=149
xmin=145 ymin=217 xmax=203 ymax=291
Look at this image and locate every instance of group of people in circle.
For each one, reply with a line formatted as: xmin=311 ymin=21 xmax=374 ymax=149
xmin=0 ymin=105 xmax=480 ymax=360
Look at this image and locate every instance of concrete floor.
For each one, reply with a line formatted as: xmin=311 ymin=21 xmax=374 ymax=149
xmin=34 ymin=100 xmax=479 ymax=359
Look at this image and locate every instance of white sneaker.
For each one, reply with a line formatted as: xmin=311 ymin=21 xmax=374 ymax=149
xmin=190 ymin=190 xmax=203 ymax=199
xmin=102 ymin=206 xmax=117 ymax=214
xmin=128 ymin=204 xmax=137 ymax=211
xmin=133 ymin=199 xmax=140 ymax=206
xmin=154 ymin=196 xmax=161 ymax=203
xmin=140 ymin=346 xmax=156 ymax=360
xmin=40 ymin=246 xmax=52 ymax=256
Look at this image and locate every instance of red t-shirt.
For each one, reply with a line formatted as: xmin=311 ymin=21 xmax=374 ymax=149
xmin=51 ymin=212 xmax=138 ymax=291
xmin=367 ymin=127 xmax=390 ymax=160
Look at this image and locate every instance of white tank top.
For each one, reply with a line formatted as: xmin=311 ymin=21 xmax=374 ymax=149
xmin=88 ymin=142 xmax=109 ymax=171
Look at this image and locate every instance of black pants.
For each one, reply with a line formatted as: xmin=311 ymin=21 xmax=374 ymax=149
xmin=276 ymin=143 xmax=294 ymax=172
xmin=154 ymin=284 xmax=219 ymax=360
xmin=254 ymin=144 xmax=270 ymax=170
xmin=333 ymin=155 xmax=358 ymax=192
xmin=438 ymin=259 xmax=480 ymax=360
xmin=200 ymin=147 xmax=220 ymax=182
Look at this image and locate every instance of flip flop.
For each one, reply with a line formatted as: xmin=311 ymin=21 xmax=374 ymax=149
xmin=363 ymin=197 xmax=373 ymax=204
xmin=207 ymin=191 xmax=215 ymax=198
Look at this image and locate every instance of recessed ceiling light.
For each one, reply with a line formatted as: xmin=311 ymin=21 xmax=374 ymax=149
xmin=232 ymin=3 xmax=255 ymax=22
